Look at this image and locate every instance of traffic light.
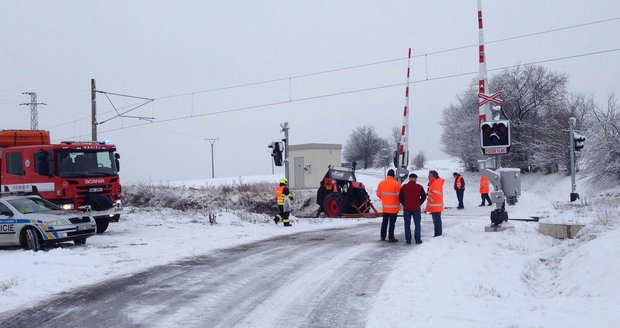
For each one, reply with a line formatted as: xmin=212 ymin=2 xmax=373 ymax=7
xmin=573 ymin=133 xmax=585 ymax=151
xmin=480 ymin=120 xmax=511 ymax=151
xmin=268 ymin=141 xmax=284 ymax=166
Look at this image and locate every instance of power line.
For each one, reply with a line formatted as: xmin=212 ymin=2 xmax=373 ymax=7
xmin=47 ymin=16 xmax=620 ymax=134
xmin=53 ymin=46 xmax=620 ymax=141
xmin=154 ymin=16 xmax=620 ymax=100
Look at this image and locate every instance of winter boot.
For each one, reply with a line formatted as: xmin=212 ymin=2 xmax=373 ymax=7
xmin=273 ymin=216 xmax=280 ymax=225
xmin=283 ymin=222 xmax=292 ymax=227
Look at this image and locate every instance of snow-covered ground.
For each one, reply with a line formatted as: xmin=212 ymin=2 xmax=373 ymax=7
xmin=1 ymin=159 xmax=619 ymax=327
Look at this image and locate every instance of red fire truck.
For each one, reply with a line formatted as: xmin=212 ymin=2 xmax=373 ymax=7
xmin=0 ymin=130 xmax=122 ymax=233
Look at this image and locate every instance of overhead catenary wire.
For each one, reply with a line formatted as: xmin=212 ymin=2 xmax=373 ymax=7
xmin=153 ymin=16 xmax=620 ymax=100
xmin=41 ymin=16 xmax=620 ymax=132
xmin=43 ymin=17 xmax=620 ymax=136
xmin=52 ymin=46 xmax=620 ymax=141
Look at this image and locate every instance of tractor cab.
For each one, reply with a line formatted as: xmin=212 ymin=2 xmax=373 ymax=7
xmin=324 ymin=167 xmax=357 ymax=193
xmin=316 ymin=166 xmax=379 ymax=218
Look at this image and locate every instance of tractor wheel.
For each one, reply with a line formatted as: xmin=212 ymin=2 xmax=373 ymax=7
xmin=323 ymin=193 xmax=343 ymax=217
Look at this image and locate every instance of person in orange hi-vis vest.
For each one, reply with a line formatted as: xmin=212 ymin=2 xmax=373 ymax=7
xmin=425 ymin=170 xmax=444 ymax=237
xmin=376 ymin=169 xmax=402 ymax=242
xmin=453 ymin=172 xmax=465 ymax=209
xmin=274 ymin=177 xmax=293 ymax=226
xmin=479 ymin=175 xmax=493 ymax=206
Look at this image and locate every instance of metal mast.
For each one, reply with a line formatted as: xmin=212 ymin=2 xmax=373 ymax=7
xmin=20 ymin=92 xmax=46 ymax=130
xmin=206 ymin=138 xmax=219 ymax=178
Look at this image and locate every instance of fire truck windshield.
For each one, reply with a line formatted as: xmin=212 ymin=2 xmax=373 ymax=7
xmin=56 ymin=150 xmax=118 ymax=178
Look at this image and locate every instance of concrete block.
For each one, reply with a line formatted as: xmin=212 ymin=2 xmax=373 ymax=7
xmin=538 ymin=222 xmax=584 ymax=239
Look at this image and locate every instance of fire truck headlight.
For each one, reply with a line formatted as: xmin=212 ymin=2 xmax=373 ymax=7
xmin=61 ymin=204 xmax=75 ymax=210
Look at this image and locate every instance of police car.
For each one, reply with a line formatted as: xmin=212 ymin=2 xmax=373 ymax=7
xmin=0 ymin=194 xmax=96 ymax=251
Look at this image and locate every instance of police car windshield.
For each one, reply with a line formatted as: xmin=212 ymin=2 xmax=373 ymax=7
xmin=56 ymin=150 xmax=117 ymax=178
xmin=7 ymin=197 xmax=61 ymax=214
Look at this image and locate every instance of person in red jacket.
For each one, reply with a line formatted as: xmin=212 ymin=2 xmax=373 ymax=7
xmin=399 ymin=173 xmax=427 ymax=244
xmin=376 ymin=169 xmax=401 ymax=242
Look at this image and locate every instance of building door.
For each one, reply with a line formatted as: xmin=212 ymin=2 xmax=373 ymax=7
xmin=294 ymin=157 xmax=305 ymax=189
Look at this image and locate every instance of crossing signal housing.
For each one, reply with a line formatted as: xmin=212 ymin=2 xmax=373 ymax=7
xmin=480 ymin=120 xmax=511 ymax=155
xmin=268 ymin=141 xmax=284 ymax=166
xmin=573 ymin=133 xmax=585 ymax=151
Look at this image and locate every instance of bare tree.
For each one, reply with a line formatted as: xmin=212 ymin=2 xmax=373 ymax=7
xmin=412 ymin=151 xmax=426 ymax=170
xmin=441 ymin=65 xmax=572 ymax=173
xmin=529 ymin=94 xmax=593 ymax=174
xmin=491 ymin=65 xmax=568 ymax=171
xmin=583 ymin=93 xmax=620 ymax=184
xmin=343 ymin=126 xmax=384 ymax=169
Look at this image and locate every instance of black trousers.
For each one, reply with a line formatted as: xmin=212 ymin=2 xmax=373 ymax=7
xmin=480 ymin=193 xmax=492 ymax=205
xmin=456 ymin=189 xmax=464 ymax=208
xmin=380 ymin=213 xmax=397 ymax=240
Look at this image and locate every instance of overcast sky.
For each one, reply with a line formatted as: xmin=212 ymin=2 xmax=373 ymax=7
xmin=1 ymin=1 xmax=619 ymax=183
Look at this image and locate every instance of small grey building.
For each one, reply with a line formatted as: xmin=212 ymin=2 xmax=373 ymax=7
xmin=288 ymin=143 xmax=342 ymax=189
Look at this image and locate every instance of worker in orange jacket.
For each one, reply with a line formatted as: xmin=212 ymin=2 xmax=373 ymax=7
xmin=425 ymin=170 xmax=444 ymax=237
xmin=479 ymin=175 xmax=493 ymax=206
xmin=274 ymin=177 xmax=293 ymax=226
xmin=453 ymin=172 xmax=465 ymax=209
xmin=376 ymin=169 xmax=401 ymax=242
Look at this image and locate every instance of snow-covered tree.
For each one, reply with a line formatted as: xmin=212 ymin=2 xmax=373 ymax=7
xmin=412 ymin=151 xmax=426 ymax=170
xmin=583 ymin=94 xmax=620 ymax=184
xmin=491 ymin=65 xmax=568 ymax=171
xmin=440 ymin=81 xmax=483 ymax=171
xmin=441 ymin=64 xmax=572 ymax=173
xmin=529 ymin=94 xmax=593 ymax=173
xmin=343 ymin=126 xmax=384 ymax=169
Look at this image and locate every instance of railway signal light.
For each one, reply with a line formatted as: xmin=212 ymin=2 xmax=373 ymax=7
xmin=268 ymin=141 xmax=284 ymax=166
xmin=573 ymin=133 xmax=585 ymax=151
xmin=480 ymin=120 xmax=510 ymax=155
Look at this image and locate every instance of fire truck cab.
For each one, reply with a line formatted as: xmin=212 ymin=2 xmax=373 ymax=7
xmin=0 ymin=130 xmax=122 ymax=233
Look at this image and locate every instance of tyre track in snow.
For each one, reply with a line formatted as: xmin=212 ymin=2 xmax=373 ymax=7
xmin=0 ymin=222 xmax=420 ymax=328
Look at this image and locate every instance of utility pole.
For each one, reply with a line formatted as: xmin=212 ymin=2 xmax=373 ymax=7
xmin=206 ymin=138 xmax=219 ymax=178
xmin=91 ymin=79 xmax=97 ymax=141
xmin=20 ymin=92 xmax=46 ymax=130
xmin=280 ymin=122 xmax=289 ymax=181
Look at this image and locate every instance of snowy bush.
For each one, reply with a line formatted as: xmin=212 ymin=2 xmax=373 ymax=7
xmin=0 ymin=278 xmax=17 ymax=292
xmin=583 ymin=94 xmax=620 ymax=184
xmin=123 ymin=182 xmax=320 ymax=217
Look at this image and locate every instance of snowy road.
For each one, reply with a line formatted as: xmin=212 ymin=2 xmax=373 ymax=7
xmin=0 ymin=222 xmax=426 ymax=328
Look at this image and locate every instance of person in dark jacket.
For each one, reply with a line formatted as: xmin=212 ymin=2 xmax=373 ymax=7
xmin=399 ymin=173 xmax=427 ymax=244
xmin=453 ymin=172 xmax=465 ymax=209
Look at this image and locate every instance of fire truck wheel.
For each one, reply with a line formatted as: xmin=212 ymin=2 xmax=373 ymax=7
xmin=24 ymin=227 xmax=42 ymax=252
xmin=74 ymin=238 xmax=87 ymax=245
xmin=95 ymin=218 xmax=109 ymax=234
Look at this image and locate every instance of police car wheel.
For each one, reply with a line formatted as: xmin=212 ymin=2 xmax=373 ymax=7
xmin=74 ymin=238 xmax=87 ymax=245
xmin=24 ymin=227 xmax=41 ymax=252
